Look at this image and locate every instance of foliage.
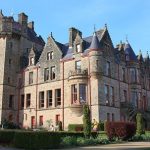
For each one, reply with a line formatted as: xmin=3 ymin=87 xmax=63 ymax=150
xmin=61 ymin=136 xmax=77 ymax=147
xmin=61 ymin=135 xmax=109 ymax=147
xmin=83 ymin=104 xmax=91 ymax=138
xmin=132 ymin=134 xmax=150 ymax=141
xmin=98 ymin=122 xmax=104 ymax=131
xmin=1 ymin=119 xmax=20 ymax=129
xmin=106 ymin=121 xmax=136 ymax=140
xmin=0 ymin=130 xmax=15 ymax=144
xmin=136 ymin=113 xmax=144 ymax=135
xmin=0 ymin=130 xmax=103 ymax=149
xmin=13 ymin=131 xmax=61 ymax=149
xmin=68 ymin=124 xmax=83 ymax=132
xmin=46 ymin=119 xmax=52 ymax=128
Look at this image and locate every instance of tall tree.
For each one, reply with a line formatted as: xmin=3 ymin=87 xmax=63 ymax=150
xmin=83 ymin=104 xmax=91 ymax=138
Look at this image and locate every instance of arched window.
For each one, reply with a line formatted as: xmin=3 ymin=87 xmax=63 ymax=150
xmin=76 ymin=44 xmax=81 ymax=53
xmin=47 ymin=51 xmax=54 ymax=60
xmin=30 ymin=57 xmax=34 ymax=65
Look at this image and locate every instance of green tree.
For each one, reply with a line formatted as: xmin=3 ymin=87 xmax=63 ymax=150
xmin=136 ymin=113 xmax=144 ymax=135
xmin=83 ymin=104 xmax=91 ymax=138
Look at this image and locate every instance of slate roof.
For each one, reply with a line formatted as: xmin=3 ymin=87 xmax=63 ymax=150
xmin=27 ymin=28 xmax=45 ymax=46
xmin=89 ymin=32 xmax=102 ymax=50
xmin=62 ymin=29 xmax=105 ymax=60
xmin=124 ymin=42 xmax=137 ymax=61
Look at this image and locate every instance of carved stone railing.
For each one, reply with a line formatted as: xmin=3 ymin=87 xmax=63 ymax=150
xmin=68 ymin=69 xmax=88 ymax=80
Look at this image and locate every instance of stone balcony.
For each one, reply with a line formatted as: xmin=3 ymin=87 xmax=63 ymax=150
xmin=68 ymin=69 xmax=88 ymax=80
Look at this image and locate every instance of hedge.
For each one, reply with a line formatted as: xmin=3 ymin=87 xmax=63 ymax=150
xmin=106 ymin=121 xmax=136 ymax=140
xmin=68 ymin=124 xmax=83 ymax=132
xmin=13 ymin=131 xmax=61 ymax=149
xmin=0 ymin=130 xmax=15 ymax=144
xmin=0 ymin=130 xmax=98 ymax=149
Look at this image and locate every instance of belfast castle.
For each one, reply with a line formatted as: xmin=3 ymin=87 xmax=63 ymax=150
xmin=0 ymin=10 xmax=150 ymax=130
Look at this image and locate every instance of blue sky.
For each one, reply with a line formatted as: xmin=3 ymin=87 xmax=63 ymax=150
xmin=1 ymin=0 xmax=150 ymax=57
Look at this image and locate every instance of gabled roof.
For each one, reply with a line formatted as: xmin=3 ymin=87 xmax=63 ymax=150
xmin=89 ymin=32 xmax=102 ymax=50
xmin=124 ymin=41 xmax=137 ymax=61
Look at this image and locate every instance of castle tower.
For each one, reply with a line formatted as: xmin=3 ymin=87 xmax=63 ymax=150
xmin=88 ymin=32 xmax=103 ymax=122
xmin=0 ymin=11 xmax=44 ymax=125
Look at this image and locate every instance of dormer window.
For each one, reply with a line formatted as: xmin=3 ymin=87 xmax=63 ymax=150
xmin=30 ymin=57 xmax=34 ymax=65
xmin=76 ymin=44 xmax=81 ymax=53
xmin=47 ymin=51 xmax=54 ymax=60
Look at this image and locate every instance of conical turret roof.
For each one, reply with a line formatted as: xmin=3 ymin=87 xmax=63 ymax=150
xmin=124 ymin=41 xmax=137 ymax=61
xmin=89 ymin=32 xmax=102 ymax=50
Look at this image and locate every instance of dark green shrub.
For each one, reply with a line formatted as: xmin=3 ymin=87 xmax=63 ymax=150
xmin=59 ymin=131 xmax=97 ymax=138
xmin=61 ymin=136 xmax=77 ymax=147
xmin=13 ymin=131 xmax=61 ymax=149
xmin=136 ymin=113 xmax=144 ymax=135
xmin=83 ymin=104 xmax=91 ymax=138
xmin=2 ymin=119 xmax=20 ymax=129
xmin=0 ymin=130 xmax=15 ymax=144
xmin=68 ymin=124 xmax=83 ymax=132
xmin=132 ymin=134 xmax=150 ymax=141
xmin=98 ymin=122 xmax=104 ymax=131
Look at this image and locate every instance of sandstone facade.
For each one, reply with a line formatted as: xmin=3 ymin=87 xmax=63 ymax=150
xmin=0 ymin=11 xmax=150 ymax=130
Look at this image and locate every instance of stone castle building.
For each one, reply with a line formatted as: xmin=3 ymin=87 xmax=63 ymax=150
xmin=0 ymin=11 xmax=150 ymax=130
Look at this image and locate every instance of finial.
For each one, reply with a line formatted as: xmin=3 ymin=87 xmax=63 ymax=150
xmin=10 ymin=8 xmax=14 ymax=16
xmin=94 ymin=24 xmax=96 ymax=33
xmin=50 ymin=32 xmax=53 ymax=37
xmin=139 ymin=50 xmax=142 ymax=56
xmin=0 ymin=9 xmax=3 ymax=17
xmin=105 ymin=23 xmax=107 ymax=29
xmin=125 ymin=35 xmax=128 ymax=43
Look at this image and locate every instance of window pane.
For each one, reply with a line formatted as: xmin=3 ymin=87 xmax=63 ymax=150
xmin=130 ymin=68 xmax=136 ymax=82
xmin=76 ymin=44 xmax=80 ymax=52
xmin=55 ymin=89 xmax=61 ymax=106
xmin=9 ymin=95 xmax=14 ymax=108
xmin=79 ymin=84 xmax=86 ymax=103
xmin=26 ymin=94 xmax=31 ymax=108
xmin=39 ymin=116 xmax=43 ymax=126
xmin=39 ymin=91 xmax=44 ymax=108
xmin=29 ymin=72 xmax=33 ymax=84
xmin=75 ymin=61 xmax=81 ymax=70
xmin=51 ymin=66 xmax=55 ymax=80
xmin=71 ymin=84 xmax=77 ymax=104
xmin=30 ymin=57 xmax=34 ymax=65
xmin=47 ymin=90 xmax=52 ymax=107
xmin=44 ymin=68 xmax=49 ymax=81
xmin=110 ymin=86 xmax=114 ymax=106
